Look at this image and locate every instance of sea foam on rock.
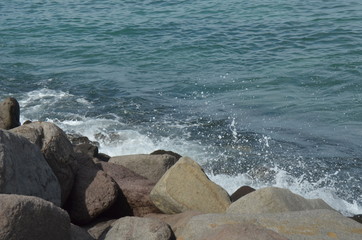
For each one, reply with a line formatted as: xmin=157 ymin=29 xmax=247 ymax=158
xmin=150 ymin=156 xmax=231 ymax=214
xmin=0 ymin=130 xmax=61 ymax=206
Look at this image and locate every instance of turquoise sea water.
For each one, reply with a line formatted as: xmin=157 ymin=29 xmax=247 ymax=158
xmin=1 ymin=0 xmax=362 ymax=215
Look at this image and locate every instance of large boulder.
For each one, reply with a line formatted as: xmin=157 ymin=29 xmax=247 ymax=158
xmin=177 ymin=210 xmax=362 ymax=240
xmin=0 ymin=194 xmax=71 ymax=240
xmin=145 ymin=210 xmax=203 ymax=236
xmin=10 ymin=121 xmax=77 ymax=205
xmin=109 ymin=154 xmax=178 ymax=182
xmin=98 ymin=161 xmax=161 ymax=216
xmin=101 ymin=217 xmax=176 ymax=240
xmin=150 ymin=156 xmax=231 ymax=214
xmin=65 ymin=154 xmax=120 ymax=225
xmin=227 ymin=187 xmax=334 ymax=214
xmin=0 ymin=130 xmax=61 ymax=206
xmin=0 ymin=97 xmax=20 ymax=130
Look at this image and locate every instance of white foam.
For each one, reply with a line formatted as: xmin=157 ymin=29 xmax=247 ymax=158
xmin=208 ymin=168 xmax=362 ymax=216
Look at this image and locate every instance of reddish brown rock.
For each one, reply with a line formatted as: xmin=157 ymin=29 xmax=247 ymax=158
xmin=0 ymin=97 xmax=20 ymax=130
xmin=98 ymin=161 xmax=161 ymax=216
xmin=109 ymin=154 xmax=178 ymax=182
xmin=230 ymin=186 xmax=256 ymax=202
xmin=65 ymin=154 xmax=119 ymax=225
xmin=0 ymin=194 xmax=71 ymax=240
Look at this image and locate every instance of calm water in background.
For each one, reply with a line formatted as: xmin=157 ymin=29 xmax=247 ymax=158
xmin=1 ymin=0 xmax=362 ymax=215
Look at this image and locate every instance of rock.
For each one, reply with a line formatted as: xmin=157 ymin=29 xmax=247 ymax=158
xmin=0 ymin=130 xmax=61 ymax=206
xmin=109 ymin=154 xmax=178 ymax=182
xmin=65 ymin=154 xmax=120 ymax=225
xmin=10 ymin=121 xmax=77 ymax=205
xmin=74 ymin=143 xmax=99 ymax=158
xmin=150 ymin=156 xmax=231 ymax=214
xmin=230 ymin=185 xmax=256 ymax=202
xmin=67 ymin=133 xmax=100 ymax=147
xmin=0 ymin=97 xmax=20 ymax=130
xmin=227 ymin=187 xmax=334 ymax=214
xmin=150 ymin=149 xmax=182 ymax=160
xmin=145 ymin=210 xmax=203 ymax=236
xmin=85 ymin=219 xmax=117 ymax=240
xmin=197 ymin=223 xmax=288 ymax=240
xmin=101 ymin=216 xmax=176 ymax=240
xmin=178 ymin=209 xmax=362 ymax=240
xmin=71 ymin=224 xmax=95 ymax=240
xmin=0 ymin=194 xmax=71 ymax=240
xmin=98 ymin=161 xmax=161 ymax=216
xmin=350 ymin=214 xmax=362 ymax=224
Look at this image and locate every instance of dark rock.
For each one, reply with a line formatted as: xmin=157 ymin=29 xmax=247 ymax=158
xmin=0 ymin=97 xmax=20 ymax=130
xmin=350 ymin=214 xmax=362 ymax=224
xmin=74 ymin=143 xmax=99 ymax=158
xmin=101 ymin=217 xmax=176 ymax=240
xmin=65 ymin=154 xmax=121 ymax=225
xmin=10 ymin=121 xmax=78 ymax=205
xmin=150 ymin=149 xmax=182 ymax=160
xmin=230 ymin=186 xmax=256 ymax=202
xmin=0 ymin=194 xmax=71 ymax=240
xmin=109 ymin=154 xmax=178 ymax=182
xmin=71 ymin=224 xmax=95 ymax=240
xmin=97 ymin=152 xmax=111 ymax=162
xmin=67 ymin=133 xmax=100 ymax=147
xmin=0 ymin=130 xmax=61 ymax=206
xmin=98 ymin=161 xmax=161 ymax=216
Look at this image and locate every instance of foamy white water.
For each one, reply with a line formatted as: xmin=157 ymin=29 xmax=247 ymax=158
xmin=17 ymin=88 xmax=362 ymax=217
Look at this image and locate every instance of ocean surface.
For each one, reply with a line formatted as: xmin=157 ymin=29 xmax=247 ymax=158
xmin=1 ymin=0 xmax=361 ymax=215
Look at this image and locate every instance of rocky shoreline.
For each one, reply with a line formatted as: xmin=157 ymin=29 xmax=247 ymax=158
xmin=0 ymin=97 xmax=361 ymax=240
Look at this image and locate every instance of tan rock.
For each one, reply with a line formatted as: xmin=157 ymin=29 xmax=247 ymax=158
xmin=150 ymin=156 xmax=231 ymax=214
xmin=102 ymin=217 xmax=176 ymax=240
xmin=177 ymin=210 xmax=362 ymax=240
xmin=109 ymin=154 xmax=177 ymax=182
xmin=227 ymin=186 xmax=334 ymax=214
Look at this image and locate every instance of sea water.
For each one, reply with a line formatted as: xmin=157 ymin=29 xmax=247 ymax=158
xmin=1 ymin=0 xmax=361 ymax=216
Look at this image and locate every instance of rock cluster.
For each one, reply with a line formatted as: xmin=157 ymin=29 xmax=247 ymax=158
xmin=0 ymin=97 xmax=361 ymax=240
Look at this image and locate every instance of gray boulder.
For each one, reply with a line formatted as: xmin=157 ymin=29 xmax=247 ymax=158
xmin=101 ymin=217 xmax=176 ymax=240
xmin=0 ymin=130 xmax=61 ymax=206
xmin=11 ymin=121 xmax=77 ymax=205
xmin=0 ymin=194 xmax=71 ymax=240
xmin=227 ymin=187 xmax=334 ymax=214
xmin=109 ymin=154 xmax=178 ymax=182
xmin=0 ymin=97 xmax=20 ymax=130
xmin=71 ymin=224 xmax=95 ymax=240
